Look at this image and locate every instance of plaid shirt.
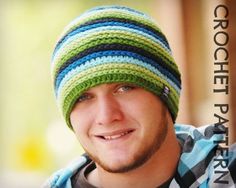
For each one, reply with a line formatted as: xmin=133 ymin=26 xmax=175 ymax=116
xmin=43 ymin=124 xmax=236 ymax=188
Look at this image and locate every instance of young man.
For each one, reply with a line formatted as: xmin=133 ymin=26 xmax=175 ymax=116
xmin=44 ymin=6 xmax=236 ymax=188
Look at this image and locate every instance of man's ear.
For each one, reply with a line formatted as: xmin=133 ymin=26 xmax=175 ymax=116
xmin=164 ymin=106 xmax=174 ymax=127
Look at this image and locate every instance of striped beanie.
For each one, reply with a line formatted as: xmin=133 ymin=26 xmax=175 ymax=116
xmin=51 ymin=5 xmax=181 ymax=129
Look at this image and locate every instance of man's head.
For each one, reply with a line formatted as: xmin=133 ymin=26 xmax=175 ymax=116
xmin=51 ymin=5 xmax=181 ymax=130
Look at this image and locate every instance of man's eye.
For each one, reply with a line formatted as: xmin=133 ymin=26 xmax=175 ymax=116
xmin=117 ymin=85 xmax=135 ymax=92
xmin=77 ymin=94 xmax=91 ymax=103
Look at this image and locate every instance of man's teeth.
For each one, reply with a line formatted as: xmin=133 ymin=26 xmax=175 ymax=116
xmin=103 ymin=131 xmax=129 ymax=140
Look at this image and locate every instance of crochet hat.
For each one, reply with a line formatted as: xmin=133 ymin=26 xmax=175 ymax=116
xmin=51 ymin=5 xmax=181 ymax=129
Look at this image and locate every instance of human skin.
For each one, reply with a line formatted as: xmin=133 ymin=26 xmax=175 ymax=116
xmin=70 ymin=83 xmax=181 ymax=187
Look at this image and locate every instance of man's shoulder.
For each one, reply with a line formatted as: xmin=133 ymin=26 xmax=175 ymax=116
xmin=42 ymin=154 xmax=91 ymax=188
xmin=174 ymin=123 xmax=225 ymax=137
xmin=175 ymin=123 xmax=236 ymax=187
xmin=174 ymin=123 xmax=226 ymax=150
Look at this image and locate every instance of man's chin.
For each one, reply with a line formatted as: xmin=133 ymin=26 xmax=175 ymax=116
xmin=91 ymin=153 xmax=152 ymax=173
xmin=96 ymin=161 xmax=140 ymax=173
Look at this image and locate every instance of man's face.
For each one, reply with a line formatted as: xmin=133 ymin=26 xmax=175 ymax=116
xmin=70 ymin=83 xmax=169 ymax=173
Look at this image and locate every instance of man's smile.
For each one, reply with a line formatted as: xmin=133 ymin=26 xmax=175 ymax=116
xmin=94 ymin=129 xmax=135 ymax=141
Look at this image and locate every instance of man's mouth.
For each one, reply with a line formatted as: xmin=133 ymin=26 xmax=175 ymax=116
xmin=96 ymin=130 xmax=134 ymax=141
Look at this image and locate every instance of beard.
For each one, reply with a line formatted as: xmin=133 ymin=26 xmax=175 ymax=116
xmin=83 ymin=108 xmax=169 ymax=173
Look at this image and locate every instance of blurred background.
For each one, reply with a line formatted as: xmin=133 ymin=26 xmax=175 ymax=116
xmin=0 ymin=0 xmax=235 ymax=187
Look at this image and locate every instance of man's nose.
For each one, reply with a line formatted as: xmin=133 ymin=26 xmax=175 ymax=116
xmin=95 ymin=95 xmax=123 ymax=126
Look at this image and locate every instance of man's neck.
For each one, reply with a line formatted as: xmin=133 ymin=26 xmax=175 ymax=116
xmin=87 ymin=131 xmax=181 ymax=188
